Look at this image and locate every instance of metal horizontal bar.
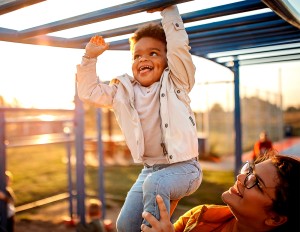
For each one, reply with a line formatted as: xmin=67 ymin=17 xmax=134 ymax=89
xmin=109 ymin=39 xmax=130 ymax=50
xmin=5 ymin=133 xmax=74 ymax=148
xmin=206 ymin=42 xmax=300 ymax=58
xmin=191 ymin=34 xmax=300 ymax=55
xmin=70 ymin=21 xmax=160 ymax=45
xmin=0 ymin=0 xmax=297 ymax=69
xmin=0 ymin=1 xmax=279 ymax=50
xmin=186 ymin=12 xmax=278 ymax=34
xmin=15 ymin=0 xmax=266 ymax=40
xmin=71 ymin=9 xmax=276 ymax=45
xmin=0 ymin=107 xmax=74 ymax=113
xmin=189 ymin=26 xmax=299 ymax=46
xmin=17 ymin=0 xmax=193 ymax=39
xmin=239 ymin=48 xmax=300 ymax=60
xmin=215 ymin=48 xmax=300 ymax=64
xmin=188 ymin=19 xmax=288 ymax=41
xmin=74 ymin=29 xmax=300 ymax=55
xmin=0 ymin=0 xmax=45 ymax=16
xmin=178 ymin=0 xmax=266 ymax=23
xmin=239 ymin=53 xmax=300 ymax=65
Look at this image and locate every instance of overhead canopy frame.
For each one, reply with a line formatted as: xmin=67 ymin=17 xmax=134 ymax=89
xmin=0 ymin=0 xmax=299 ymax=67
xmin=0 ymin=0 xmax=299 ymax=224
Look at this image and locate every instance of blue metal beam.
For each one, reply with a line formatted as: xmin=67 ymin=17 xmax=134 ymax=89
xmin=188 ymin=20 xmax=290 ymax=41
xmin=0 ymin=0 xmax=267 ymax=43
xmin=0 ymin=109 xmax=7 ymax=230
xmin=175 ymin=0 xmax=266 ymax=23
xmin=190 ymin=26 xmax=298 ymax=46
xmin=202 ymin=42 xmax=300 ymax=59
xmin=238 ymin=53 xmax=300 ymax=66
xmin=74 ymin=82 xmax=86 ymax=225
xmin=186 ymin=12 xmax=278 ymax=34
xmin=17 ymin=0 xmax=193 ymax=39
xmin=0 ymin=0 xmax=46 ymax=16
xmin=191 ymin=34 xmax=300 ymax=55
xmin=233 ymin=59 xmax=242 ymax=177
xmin=72 ymin=12 xmax=280 ymax=46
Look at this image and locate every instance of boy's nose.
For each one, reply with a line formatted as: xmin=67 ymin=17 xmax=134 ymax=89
xmin=139 ymin=54 xmax=149 ymax=61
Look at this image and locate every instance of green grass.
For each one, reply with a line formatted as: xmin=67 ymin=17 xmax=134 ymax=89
xmin=6 ymin=145 xmax=234 ymax=208
xmin=7 ymin=144 xmax=68 ymax=205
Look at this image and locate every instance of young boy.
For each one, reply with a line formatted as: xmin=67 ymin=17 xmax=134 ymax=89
xmin=77 ymin=199 xmax=107 ymax=232
xmin=76 ymin=4 xmax=202 ymax=231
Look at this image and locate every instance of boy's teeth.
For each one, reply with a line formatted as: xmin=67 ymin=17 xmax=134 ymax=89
xmin=140 ymin=66 xmax=152 ymax=71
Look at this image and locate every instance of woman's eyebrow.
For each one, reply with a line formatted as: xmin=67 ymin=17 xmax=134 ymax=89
xmin=253 ymin=164 xmax=268 ymax=187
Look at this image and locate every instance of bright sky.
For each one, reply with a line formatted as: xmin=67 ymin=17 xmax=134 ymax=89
xmin=0 ymin=0 xmax=299 ymax=111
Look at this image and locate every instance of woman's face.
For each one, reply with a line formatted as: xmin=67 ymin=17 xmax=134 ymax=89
xmin=131 ymin=37 xmax=167 ymax=87
xmin=222 ymin=160 xmax=278 ymax=224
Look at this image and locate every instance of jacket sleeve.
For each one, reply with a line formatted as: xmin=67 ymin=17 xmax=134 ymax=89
xmin=76 ymin=58 xmax=117 ymax=108
xmin=161 ymin=5 xmax=196 ymax=93
xmin=173 ymin=205 xmax=204 ymax=232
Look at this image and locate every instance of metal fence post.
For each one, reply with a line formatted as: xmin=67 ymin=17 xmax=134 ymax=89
xmin=64 ymin=124 xmax=74 ymax=222
xmin=0 ymin=109 xmax=7 ymax=230
xmin=96 ymin=109 xmax=106 ymax=219
xmin=74 ymin=79 xmax=86 ymax=225
xmin=233 ymin=59 xmax=242 ymax=177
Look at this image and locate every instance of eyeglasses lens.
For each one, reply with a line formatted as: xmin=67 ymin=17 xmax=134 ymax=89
xmin=241 ymin=162 xmax=257 ymax=189
xmin=241 ymin=162 xmax=250 ymax=174
xmin=245 ymin=174 xmax=257 ymax=189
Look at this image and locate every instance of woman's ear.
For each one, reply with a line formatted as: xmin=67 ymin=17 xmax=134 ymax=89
xmin=265 ymin=213 xmax=287 ymax=227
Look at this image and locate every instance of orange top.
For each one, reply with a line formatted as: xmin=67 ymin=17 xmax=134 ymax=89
xmin=174 ymin=205 xmax=235 ymax=232
xmin=252 ymin=140 xmax=273 ymax=161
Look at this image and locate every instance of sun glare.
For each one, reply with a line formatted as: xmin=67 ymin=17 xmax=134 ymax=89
xmin=0 ymin=0 xmax=299 ymax=110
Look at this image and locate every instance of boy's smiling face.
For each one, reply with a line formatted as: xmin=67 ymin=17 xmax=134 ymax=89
xmin=132 ymin=37 xmax=167 ymax=87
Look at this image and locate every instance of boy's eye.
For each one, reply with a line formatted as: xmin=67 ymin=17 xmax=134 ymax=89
xmin=150 ymin=52 xmax=158 ymax=57
xmin=133 ymin=55 xmax=141 ymax=60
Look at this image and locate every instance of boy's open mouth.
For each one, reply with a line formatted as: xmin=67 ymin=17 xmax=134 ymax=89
xmin=139 ymin=65 xmax=153 ymax=73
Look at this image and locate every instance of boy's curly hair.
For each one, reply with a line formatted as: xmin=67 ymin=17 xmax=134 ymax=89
xmin=129 ymin=23 xmax=166 ymax=52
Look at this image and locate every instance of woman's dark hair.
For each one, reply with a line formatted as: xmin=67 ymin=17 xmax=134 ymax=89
xmin=129 ymin=23 xmax=166 ymax=52
xmin=256 ymin=150 xmax=300 ymax=231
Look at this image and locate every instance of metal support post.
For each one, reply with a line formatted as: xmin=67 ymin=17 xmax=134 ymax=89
xmin=233 ymin=59 xmax=242 ymax=177
xmin=64 ymin=125 xmax=74 ymax=222
xmin=74 ymin=80 xmax=86 ymax=225
xmin=96 ymin=109 xmax=106 ymax=219
xmin=0 ymin=109 xmax=7 ymax=230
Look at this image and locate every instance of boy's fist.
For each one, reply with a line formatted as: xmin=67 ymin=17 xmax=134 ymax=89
xmin=84 ymin=35 xmax=109 ymax=58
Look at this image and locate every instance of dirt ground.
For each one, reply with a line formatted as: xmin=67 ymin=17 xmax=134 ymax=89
xmin=13 ymin=158 xmax=231 ymax=232
xmin=15 ymin=199 xmax=122 ymax=232
xmin=14 ymin=197 xmax=187 ymax=232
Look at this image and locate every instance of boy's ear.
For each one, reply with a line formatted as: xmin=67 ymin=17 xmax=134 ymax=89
xmin=265 ymin=213 xmax=287 ymax=227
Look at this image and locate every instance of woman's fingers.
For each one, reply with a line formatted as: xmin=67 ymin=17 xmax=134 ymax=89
xmin=156 ymin=195 xmax=170 ymax=219
xmin=141 ymin=195 xmax=174 ymax=232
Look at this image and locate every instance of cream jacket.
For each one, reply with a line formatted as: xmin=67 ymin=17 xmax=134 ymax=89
xmin=76 ymin=5 xmax=198 ymax=163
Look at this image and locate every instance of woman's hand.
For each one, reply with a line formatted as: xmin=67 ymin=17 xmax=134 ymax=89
xmin=141 ymin=195 xmax=175 ymax=232
xmin=84 ymin=35 xmax=109 ymax=58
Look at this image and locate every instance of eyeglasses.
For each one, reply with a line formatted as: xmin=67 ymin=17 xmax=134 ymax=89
xmin=240 ymin=161 xmax=275 ymax=200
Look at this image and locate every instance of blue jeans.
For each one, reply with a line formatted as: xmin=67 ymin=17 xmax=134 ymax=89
xmin=116 ymin=158 xmax=202 ymax=232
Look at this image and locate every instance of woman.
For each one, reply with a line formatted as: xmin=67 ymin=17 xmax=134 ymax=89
xmin=141 ymin=152 xmax=300 ymax=231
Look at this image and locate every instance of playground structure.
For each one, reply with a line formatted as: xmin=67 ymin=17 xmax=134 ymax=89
xmin=0 ymin=0 xmax=300 ymax=228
